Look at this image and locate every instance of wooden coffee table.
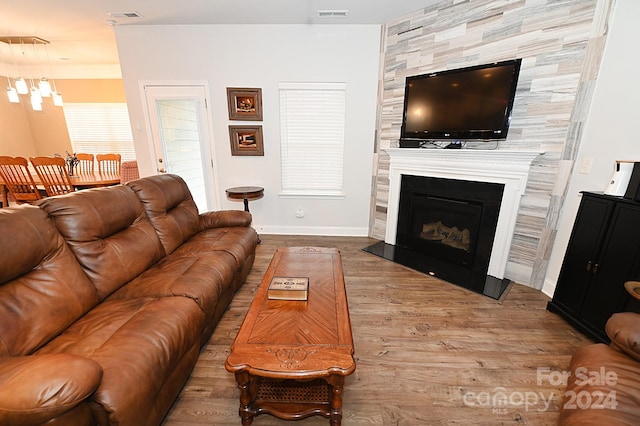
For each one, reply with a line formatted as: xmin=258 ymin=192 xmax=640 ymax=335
xmin=225 ymin=247 xmax=356 ymax=425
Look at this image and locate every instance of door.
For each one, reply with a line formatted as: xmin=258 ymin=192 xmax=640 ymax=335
xmin=580 ymin=202 xmax=640 ymax=337
xmin=552 ymin=195 xmax=613 ymax=316
xmin=144 ymin=85 xmax=216 ymax=212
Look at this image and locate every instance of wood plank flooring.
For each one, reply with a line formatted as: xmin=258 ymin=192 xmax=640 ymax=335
xmin=162 ymin=235 xmax=592 ymax=425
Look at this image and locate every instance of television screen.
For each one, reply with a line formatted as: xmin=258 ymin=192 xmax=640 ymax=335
xmin=400 ymin=59 xmax=522 ymax=143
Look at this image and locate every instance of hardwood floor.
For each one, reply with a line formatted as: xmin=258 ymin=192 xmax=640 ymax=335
xmin=163 ymin=235 xmax=592 ymax=425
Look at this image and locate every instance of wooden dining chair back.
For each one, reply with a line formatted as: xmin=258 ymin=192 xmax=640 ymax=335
xmin=96 ymin=153 xmax=121 ymax=174
xmin=75 ymin=153 xmax=94 ymax=173
xmin=29 ymin=156 xmax=76 ymax=197
xmin=0 ymin=156 xmax=44 ymax=204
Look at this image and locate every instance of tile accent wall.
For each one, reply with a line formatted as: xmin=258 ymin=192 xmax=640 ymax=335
xmin=370 ymin=0 xmax=614 ymax=288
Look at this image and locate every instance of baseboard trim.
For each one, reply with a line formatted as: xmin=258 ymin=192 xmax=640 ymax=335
xmin=541 ymin=278 xmax=556 ymax=298
xmin=255 ymin=225 xmax=369 ymax=237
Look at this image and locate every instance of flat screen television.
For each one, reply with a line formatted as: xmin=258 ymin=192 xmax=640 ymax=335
xmin=399 ymin=59 xmax=522 ymax=146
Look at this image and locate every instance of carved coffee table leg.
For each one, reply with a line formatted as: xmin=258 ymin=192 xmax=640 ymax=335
xmin=327 ymin=375 xmax=345 ymax=426
xmin=235 ymin=372 xmax=257 ymax=425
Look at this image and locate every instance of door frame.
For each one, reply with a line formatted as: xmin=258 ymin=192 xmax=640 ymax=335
xmin=139 ymin=80 xmax=221 ymax=210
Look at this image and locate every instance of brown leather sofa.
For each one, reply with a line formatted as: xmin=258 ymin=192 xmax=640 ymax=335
xmin=559 ymin=312 xmax=640 ymax=425
xmin=0 ymin=174 xmax=259 ymax=425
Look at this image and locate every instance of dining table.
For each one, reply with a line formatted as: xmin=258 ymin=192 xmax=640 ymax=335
xmin=0 ymin=172 xmax=121 ymax=207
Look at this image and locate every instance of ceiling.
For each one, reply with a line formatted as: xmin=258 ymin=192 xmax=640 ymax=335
xmin=0 ymin=0 xmax=430 ymax=79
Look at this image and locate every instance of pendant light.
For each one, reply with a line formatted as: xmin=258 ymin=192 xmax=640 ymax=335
xmin=0 ymin=36 xmax=63 ymax=108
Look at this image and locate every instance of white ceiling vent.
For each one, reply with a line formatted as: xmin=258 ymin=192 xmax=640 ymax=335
xmin=317 ymin=10 xmax=349 ymax=18
xmin=107 ymin=12 xmax=143 ymax=19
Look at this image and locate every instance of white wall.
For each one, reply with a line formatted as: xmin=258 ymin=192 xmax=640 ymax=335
xmin=543 ymin=0 xmax=640 ymax=296
xmin=115 ymin=24 xmax=380 ymax=236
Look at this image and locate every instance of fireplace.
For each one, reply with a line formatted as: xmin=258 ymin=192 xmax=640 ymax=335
xmin=395 ymin=174 xmax=503 ymax=294
xmin=364 ymin=148 xmax=541 ymax=299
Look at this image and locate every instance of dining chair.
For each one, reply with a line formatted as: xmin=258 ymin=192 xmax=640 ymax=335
xmin=29 ymin=156 xmax=76 ymax=197
xmin=96 ymin=153 xmax=121 ymax=174
xmin=75 ymin=153 xmax=94 ymax=173
xmin=0 ymin=156 xmax=44 ymax=204
xmin=120 ymin=160 xmax=139 ymax=184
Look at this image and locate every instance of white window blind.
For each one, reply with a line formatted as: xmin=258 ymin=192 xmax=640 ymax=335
xmin=63 ymin=103 xmax=136 ymax=161
xmin=279 ymin=82 xmax=346 ymax=196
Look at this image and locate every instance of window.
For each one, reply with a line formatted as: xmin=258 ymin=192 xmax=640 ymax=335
xmin=279 ymin=82 xmax=346 ymax=197
xmin=63 ymin=103 xmax=136 ymax=161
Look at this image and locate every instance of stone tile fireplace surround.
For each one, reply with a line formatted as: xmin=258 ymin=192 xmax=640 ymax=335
xmin=372 ymin=0 xmax=613 ymax=290
xmin=380 ymin=148 xmax=541 ymax=296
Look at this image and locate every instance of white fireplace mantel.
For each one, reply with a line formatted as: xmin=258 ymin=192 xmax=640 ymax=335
xmin=383 ymin=148 xmax=543 ymax=280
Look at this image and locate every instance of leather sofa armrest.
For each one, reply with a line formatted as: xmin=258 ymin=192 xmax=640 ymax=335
xmin=606 ymin=312 xmax=640 ymax=362
xmin=199 ymin=210 xmax=252 ymax=230
xmin=0 ymin=354 xmax=103 ymax=425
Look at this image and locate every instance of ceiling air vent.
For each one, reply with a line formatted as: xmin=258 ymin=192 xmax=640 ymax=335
xmin=317 ymin=10 xmax=349 ymax=18
xmin=107 ymin=12 xmax=143 ymax=19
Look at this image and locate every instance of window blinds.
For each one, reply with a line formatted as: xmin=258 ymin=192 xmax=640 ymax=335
xmin=279 ymin=82 xmax=346 ymax=196
xmin=63 ymin=103 xmax=136 ymax=161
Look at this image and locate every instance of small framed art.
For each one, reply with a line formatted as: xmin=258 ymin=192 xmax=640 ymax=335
xmin=229 ymin=125 xmax=264 ymax=156
xmin=227 ymin=87 xmax=263 ymax=121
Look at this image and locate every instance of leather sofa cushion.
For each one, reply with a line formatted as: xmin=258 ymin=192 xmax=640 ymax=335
xmin=127 ymin=174 xmax=258 ymax=266
xmin=0 ymin=205 xmax=99 ymax=356
xmin=108 ymin=249 xmax=237 ymax=325
xmin=127 ymin=174 xmax=200 ymax=255
xmin=174 ymin=226 xmax=259 ymax=270
xmin=559 ymin=343 xmax=640 ymax=425
xmin=0 ymin=354 xmax=102 ymax=425
xmin=199 ymin=209 xmax=253 ymax=230
xmin=38 ymin=185 xmax=165 ymax=300
xmin=607 ymin=312 xmax=640 ymax=362
xmin=36 ymin=296 xmax=204 ymax=425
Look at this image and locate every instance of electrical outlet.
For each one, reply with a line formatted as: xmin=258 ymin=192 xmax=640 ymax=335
xmin=295 ymin=208 xmax=304 ymax=218
xmin=580 ymin=157 xmax=593 ymax=174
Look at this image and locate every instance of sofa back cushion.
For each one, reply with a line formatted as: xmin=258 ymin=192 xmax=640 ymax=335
xmin=606 ymin=312 xmax=640 ymax=362
xmin=127 ymin=174 xmax=200 ymax=255
xmin=38 ymin=185 xmax=165 ymax=300
xmin=0 ymin=205 xmax=100 ymax=356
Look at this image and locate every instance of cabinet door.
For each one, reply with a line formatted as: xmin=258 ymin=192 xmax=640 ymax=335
xmin=552 ymin=195 xmax=613 ymax=316
xmin=580 ymin=203 xmax=640 ymax=336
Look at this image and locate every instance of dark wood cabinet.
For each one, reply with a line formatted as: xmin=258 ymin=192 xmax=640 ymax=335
xmin=548 ymin=192 xmax=640 ymax=343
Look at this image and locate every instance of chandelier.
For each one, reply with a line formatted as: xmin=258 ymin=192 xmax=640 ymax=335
xmin=0 ymin=36 xmax=63 ymax=110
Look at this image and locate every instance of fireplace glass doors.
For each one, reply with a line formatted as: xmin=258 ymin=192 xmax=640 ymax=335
xmin=395 ymin=175 xmax=504 ymax=294
xmin=399 ymin=193 xmax=482 ymax=266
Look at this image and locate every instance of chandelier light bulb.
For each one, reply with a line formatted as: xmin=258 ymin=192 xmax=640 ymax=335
xmin=30 ymin=86 xmax=42 ymax=104
xmin=31 ymin=96 xmax=42 ymax=111
xmin=39 ymin=78 xmax=52 ymax=97
xmin=15 ymin=77 xmax=28 ymax=94
xmin=52 ymin=91 xmax=64 ymax=106
xmin=7 ymin=86 xmax=20 ymax=103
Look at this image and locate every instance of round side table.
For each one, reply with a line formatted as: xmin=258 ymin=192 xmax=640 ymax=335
xmin=225 ymin=186 xmax=264 ymax=213
xmin=226 ymin=186 xmax=264 ymax=244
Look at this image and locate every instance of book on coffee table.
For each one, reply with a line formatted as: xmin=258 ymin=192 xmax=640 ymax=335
xmin=268 ymin=276 xmax=309 ymax=301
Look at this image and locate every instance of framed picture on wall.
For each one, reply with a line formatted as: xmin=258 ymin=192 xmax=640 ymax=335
xmin=227 ymin=87 xmax=263 ymax=121
xmin=229 ymin=125 xmax=264 ymax=156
